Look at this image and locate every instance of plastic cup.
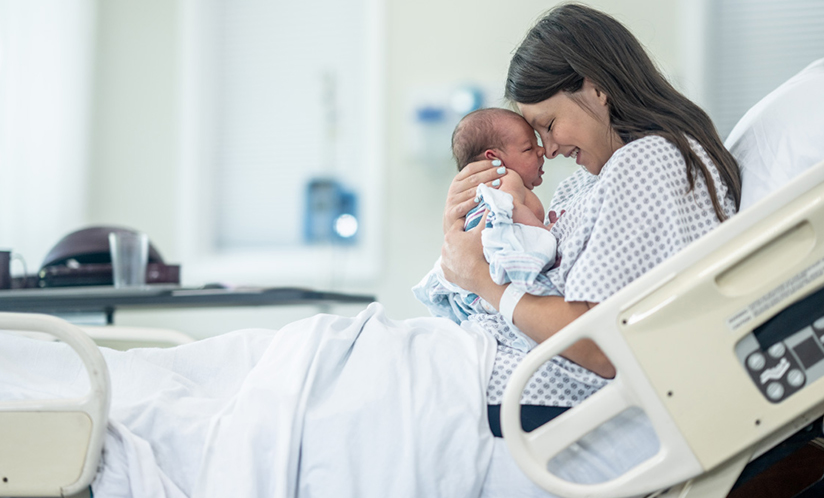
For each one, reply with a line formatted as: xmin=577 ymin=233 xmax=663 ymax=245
xmin=0 ymin=251 xmax=10 ymax=289
xmin=108 ymin=232 xmax=149 ymax=288
xmin=0 ymin=250 xmax=28 ymax=289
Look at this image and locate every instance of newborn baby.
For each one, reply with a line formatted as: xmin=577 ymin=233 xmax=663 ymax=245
xmin=452 ymin=108 xmax=548 ymax=232
xmin=414 ymin=108 xmax=561 ymax=328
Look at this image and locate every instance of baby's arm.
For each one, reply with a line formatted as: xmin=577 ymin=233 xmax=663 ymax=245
xmin=500 ymin=172 xmax=547 ymax=229
xmin=522 ymin=190 xmax=546 ymax=227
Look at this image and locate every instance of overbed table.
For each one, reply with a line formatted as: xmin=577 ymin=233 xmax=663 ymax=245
xmin=0 ymin=285 xmax=376 ymax=324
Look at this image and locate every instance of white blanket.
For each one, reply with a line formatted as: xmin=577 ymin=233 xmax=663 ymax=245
xmin=0 ymin=303 xmax=662 ymax=498
xmin=0 ymin=304 xmax=497 ymax=498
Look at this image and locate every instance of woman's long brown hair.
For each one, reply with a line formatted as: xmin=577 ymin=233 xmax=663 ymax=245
xmin=505 ymin=3 xmax=741 ymax=220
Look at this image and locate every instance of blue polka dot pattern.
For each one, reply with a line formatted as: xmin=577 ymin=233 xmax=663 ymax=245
xmin=550 ymin=135 xmax=735 ymax=303
xmin=484 ymin=135 xmax=736 ymax=407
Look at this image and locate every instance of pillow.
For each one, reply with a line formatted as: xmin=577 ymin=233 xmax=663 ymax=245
xmin=725 ymin=59 xmax=824 ymax=212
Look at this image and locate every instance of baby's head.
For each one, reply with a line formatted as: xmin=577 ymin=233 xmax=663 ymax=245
xmin=451 ymin=108 xmax=545 ymax=189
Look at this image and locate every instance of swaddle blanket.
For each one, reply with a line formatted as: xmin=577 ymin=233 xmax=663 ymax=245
xmin=413 ymin=184 xmax=560 ymax=327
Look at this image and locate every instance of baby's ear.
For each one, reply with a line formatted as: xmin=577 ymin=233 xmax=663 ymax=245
xmin=484 ymin=150 xmax=500 ymax=160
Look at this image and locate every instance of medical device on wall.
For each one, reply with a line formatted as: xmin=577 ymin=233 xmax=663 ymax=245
xmin=304 ymin=178 xmax=359 ymax=244
xmin=502 ymin=160 xmax=824 ymax=498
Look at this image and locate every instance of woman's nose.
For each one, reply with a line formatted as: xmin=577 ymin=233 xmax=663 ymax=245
xmin=543 ymin=142 xmax=559 ymax=159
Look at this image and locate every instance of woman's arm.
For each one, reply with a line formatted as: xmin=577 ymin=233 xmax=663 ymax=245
xmin=441 ymin=219 xmax=615 ymax=378
xmin=510 ymin=295 xmax=614 ymax=378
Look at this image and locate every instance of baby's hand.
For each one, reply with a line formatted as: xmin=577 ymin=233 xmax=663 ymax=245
xmin=547 ymin=209 xmax=565 ymax=225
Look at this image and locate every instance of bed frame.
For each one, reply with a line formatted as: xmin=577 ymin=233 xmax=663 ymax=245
xmin=0 ymin=313 xmax=109 ymax=497
xmin=4 ymin=161 xmax=824 ymax=497
xmin=503 ymin=159 xmax=824 ymax=497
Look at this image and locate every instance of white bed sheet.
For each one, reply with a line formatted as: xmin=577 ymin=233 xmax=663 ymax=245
xmin=0 ymin=303 xmax=659 ymax=498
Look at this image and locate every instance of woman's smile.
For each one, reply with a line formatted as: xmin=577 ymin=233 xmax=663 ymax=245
xmin=518 ymin=79 xmax=623 ymax=175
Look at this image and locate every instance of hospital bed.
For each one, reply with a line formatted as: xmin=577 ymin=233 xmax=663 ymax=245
xmin=4 ymin=163 xmax=824 ymax=498
xmin=0 ymin=313 xmax=108 ymax=497
xmin=0 ymin=319 xmax=189 ymax=497
xmin=502 ymin=159 xmax=824 ymax=497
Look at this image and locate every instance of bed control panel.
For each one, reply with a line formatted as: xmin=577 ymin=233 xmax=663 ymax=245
xmin=736 ymin=285 xmax=824 ymax=404
xmin=739 ymin=316 xmax=824 ymax=403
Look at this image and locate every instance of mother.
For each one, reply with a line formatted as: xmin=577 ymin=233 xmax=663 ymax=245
xmin=442 ymin=4 xmax=740 ymax=390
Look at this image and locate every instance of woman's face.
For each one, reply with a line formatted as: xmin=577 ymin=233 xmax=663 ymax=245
xmin=517 ymin=79 xmax=623 ymax=175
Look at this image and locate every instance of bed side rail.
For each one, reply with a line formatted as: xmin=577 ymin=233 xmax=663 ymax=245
xmin=0 ymin=313 xmax=110 ymax=497
xmin=502 ymin=160 xmax=824 ymax=498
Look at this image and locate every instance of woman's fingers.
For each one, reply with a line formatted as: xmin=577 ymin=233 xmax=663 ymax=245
xmin=456 ymin=185 xmax=479 ymax=203
xmin=455 ymin=160 xmax=506 ymax=190
xmin=441 ymin=220 xmax=466 ymax=282
xmin=449 ymin=217 xmax=466 ymax=234
xmin=450 ymin=160 xmax=505 ymax=191
xmin=446 ymin=197 xmax=478 ymax=227
xmin=444 ymin=186 xmax=479 ymax=233
xmin=443 ymin=159 xmax=507 ymax=232
xmin=443 ymin=188 xmax=499 ymax=233
xmin=441 ymin=214 xmax=488 ymax=288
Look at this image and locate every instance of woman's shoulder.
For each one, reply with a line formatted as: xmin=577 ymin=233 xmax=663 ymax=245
xmin=600 ymin=135 xmax=684 ymax=178
xmin=609 ymin=135 xmax=679 ymax=164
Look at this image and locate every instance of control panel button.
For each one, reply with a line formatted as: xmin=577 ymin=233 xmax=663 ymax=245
xmin=747 ymin=352 xmax=766 ymax=371
xmin=766 ymin=382 xmax=785 ymax=401
xmin=813 ymin=317 xmax=824 ymax=332
xmin=788 ymin=369 xmax=805 ymax=387
xmin=768 ymin=342 xmax=786 ymax=359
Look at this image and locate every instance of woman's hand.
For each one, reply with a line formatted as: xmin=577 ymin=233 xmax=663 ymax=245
xmin=441 ymin=212 xmax=493 ymax=293
xmin=443 ymin=159 xmax=507 ymax=233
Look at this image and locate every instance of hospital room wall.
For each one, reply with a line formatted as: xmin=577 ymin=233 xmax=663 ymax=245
xmin=83 ymin=0 xmax=685 ymax=334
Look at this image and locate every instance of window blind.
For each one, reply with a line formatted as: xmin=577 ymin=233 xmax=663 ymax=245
xmin=707 ymin=0 xmax=824 ymax=139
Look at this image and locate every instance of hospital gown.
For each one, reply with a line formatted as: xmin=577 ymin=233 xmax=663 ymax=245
xmin=485 ymin=134 xmax=736 ymax=406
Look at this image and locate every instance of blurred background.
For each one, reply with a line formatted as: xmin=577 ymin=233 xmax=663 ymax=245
xmin=1 ymin=0 xmax=823 ymax=337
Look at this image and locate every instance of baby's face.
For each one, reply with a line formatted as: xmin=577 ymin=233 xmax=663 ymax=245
xmin=496 ymin=117 xmax=545 ymax=189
